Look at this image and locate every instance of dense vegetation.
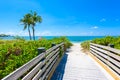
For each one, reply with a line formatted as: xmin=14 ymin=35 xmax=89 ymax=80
xmin=81 ymin=41 xmax=90 ymax=51
xmin=81 ymin=36 xmax=120 ymax=51
xmin=0 ymin=34 xmax=11 ymax=37
xmin=0 ymin=37 xmax=72 ymax=79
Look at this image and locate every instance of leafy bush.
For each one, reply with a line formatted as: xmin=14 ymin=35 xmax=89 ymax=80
xmin=91 ymin=36 xmax=114 ymax=46
xmin=81 ymin=41 xmax=90 ymax=51
xmin=13 ymin=35 xmax=25 ymax=41
xmin=0 ymin=37 xmax=72 ymax=79
xmin=81 ymin=36 xmax=120 ymax=51
xmin=91 ymin=36 xmax=120 ymax=49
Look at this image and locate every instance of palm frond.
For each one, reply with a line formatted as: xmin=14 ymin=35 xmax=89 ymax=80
xmin=23 ymin=24 xmax=27 ymax=30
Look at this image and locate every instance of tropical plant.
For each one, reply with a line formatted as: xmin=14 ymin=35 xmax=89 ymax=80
xmin=0 ymin=37 xmax=72 ymax=79
xmin=31 ymin=11 xmax=42 ymax=40
xmin=81 ymin=41 xmax=90 ymax=51
xmin=20 ymin=13 xmax=32 ymax=40
xmin=81 ymin=36 xmax=120 ymax=50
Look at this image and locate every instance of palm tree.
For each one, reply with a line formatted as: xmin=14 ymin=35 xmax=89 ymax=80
xmin=31 ymin=11 xmax=42 ymax=40
xmin=20 ymin=13 xmax=32 ymax=40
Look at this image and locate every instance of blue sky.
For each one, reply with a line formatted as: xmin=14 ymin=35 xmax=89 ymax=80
xmin=0 ymin=0 xmax=120 ymax=36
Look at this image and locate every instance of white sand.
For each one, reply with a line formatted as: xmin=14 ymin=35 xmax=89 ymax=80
xmin=62 ymin=43 xmax=114 ymax=80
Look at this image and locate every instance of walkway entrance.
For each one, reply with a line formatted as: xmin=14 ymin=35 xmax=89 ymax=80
xmin=51 ymin=43 xmax=113 ymax=80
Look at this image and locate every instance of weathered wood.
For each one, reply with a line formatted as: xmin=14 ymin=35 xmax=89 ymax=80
xmin=22 ymin=62 xmax=44 ymax=80
xmin=90 ymin=47 xmax=120 ymax=68
xmin=42 ymin=51 xmax=59 ymax=75
xmin=2 ymin=53 xmax=45 ymax=80
xmin=107 ymin=56 xmax=120 ymax=68
xmin=40 ymin=51 xmax=59 ymax=80
xmin=45 ymin=48 xmax=60 ymax=62
xmin=90 ymin=45 xmax=108 ymax=54
xmin=107 ymin=60 xmax=120 ymax=74
xmin=46 ymin=43 xmax=64 ymax=55
xmin=90 ymin=43 xmax=120 ymax=76
xmin=90 ymin=43 xmax=120 ymax=55
xmin=107 ymin=51 xmax=120 ymax=62
xmin=32 ymin=70 xmax=42 ymax=80
xmin=36 ymin=48 xmax=61 ymax=80
xmin=91 ymin=45 xmax=120 ymax=61
xmin=2 ymin=42 xmax=64 ymax=80
xmin=42 ymin=56 xmax=58 ymax=80
xmin=90 ymin=48 xmax=108 ymax=59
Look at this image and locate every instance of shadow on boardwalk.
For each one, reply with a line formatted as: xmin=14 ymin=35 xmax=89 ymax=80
xmin=51 ymin=52 xmax=68 ymax=80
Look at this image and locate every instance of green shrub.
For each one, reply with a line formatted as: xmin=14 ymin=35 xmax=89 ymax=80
xmin=81 ymin=41 xmax=90 ymax=51
xmin=0 ymin=37 xmax=72 ymax=79
xmin=81 ymin=36 xmax=120 ymax=51
xmin=91 ymin=36 xmax=114 ymax=46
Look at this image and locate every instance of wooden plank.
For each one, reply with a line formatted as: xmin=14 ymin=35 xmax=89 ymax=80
xmin=90 ymin=50 xmax=109 ymax=66
xmin=107 ymin=56 xmax=120 ymax=68
xmin=90 ymin=50 xmax=120 ymax=75
xmin=47 ymin=52 xmax=64 ymax=80
xmin=32 ymin=70 xmax=42 ymax=80
xmin=33 ymin=51 xmax=60 ymax=80
xmin=90 ymin=43 xmax=120 ymax=55
xmin=22 ymin=62 xmax=44 ymax=80
xmin=41 ymin=56 xmax=58 ymax=80
xmin=36 ymin=51 xmax=59 ymax=80
xmin=90 ymin=48 xmax=108 ymax=59
xmin=107 ymin=60 xmax=120 ymax=75
xmin=46 ymin=43 xmax=64 ymax=55
xmin=89 ymin=53 xmax=120 ymax=80
xmin=90 ymin=48 xmax=120 ymax=68
xmin=46 ymin=51 xmax=59 ymax=70
xmin=40 ymin=51 xmax=59 ymax=79
xmin=107 ymin=51 xmax=120 ymax=62
xmin=90 ymin=44 xmax=120 ymax=61
xmin=45 ymin=48 xmax=60 ymax=62
xmin=33 ymin=43 xmax=62 ymax=80
xmin=45 ymin=46 xmax=59 ymax=55
xmin=2 ymin=53 xmax=45 ymax=80
xmin=90 ymin=45 xmax=108 ymax=54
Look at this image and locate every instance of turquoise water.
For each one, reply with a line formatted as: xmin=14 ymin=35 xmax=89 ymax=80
xmin=0 ymin=36 xmax=104 ymax=42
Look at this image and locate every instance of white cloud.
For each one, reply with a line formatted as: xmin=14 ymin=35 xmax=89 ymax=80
xmin=41 ymin=31 xmax=52 ymax=36
xmin=91 ymin=26 xmax=98 ymax=29
xmin=17 ymin=31 xmax=28 ymax=36
xmin=0 ymin=30 xmax=29 ymax=36
xmin=0 ymin=32 xmax=4 ymax=34
xmin=100 ymin=18 xmax=106 ymax=22
xmin=37 ymin=31 xmax=52 ymax=36
xmin=6 ymin=31 xmax=16 ymax=36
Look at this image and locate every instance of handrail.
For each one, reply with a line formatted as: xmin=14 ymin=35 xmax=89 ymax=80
xmin=90 ymin=43 xmax=120 ymax=77
xmin=2 ymin=42 xmax=65 ymax=80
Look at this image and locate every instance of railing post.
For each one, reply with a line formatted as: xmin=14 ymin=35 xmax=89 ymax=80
xmin=108 ymin=44 xmax=114 ymax=48
xmin=38 ymin=47 xmax=46 ymax=55
xmin=51 ymin=43 xmax=56 ymax=47
xmin=38 ymin=47 xmax=46 ymax=63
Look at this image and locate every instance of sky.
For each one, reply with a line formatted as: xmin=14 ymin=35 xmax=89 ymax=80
xmin=0 ymin=0 xmax=120 ymax=36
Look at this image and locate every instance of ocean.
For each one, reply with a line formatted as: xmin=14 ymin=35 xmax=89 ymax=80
xmin=0 ymin=36 xmax=104 ymax=42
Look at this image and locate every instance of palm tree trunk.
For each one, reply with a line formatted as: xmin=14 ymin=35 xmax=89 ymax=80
xmin=28 ymin=26 xmax=32 ymax=40
xmin=32 ymin=26 xmax=35 ymax=40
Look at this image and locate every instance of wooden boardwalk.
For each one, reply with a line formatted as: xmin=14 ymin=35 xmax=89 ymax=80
xmin=51 ymin=43 xmax=114 ymax=80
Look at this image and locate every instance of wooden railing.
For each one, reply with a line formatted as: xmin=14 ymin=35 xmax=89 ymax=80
xmin=90 ymin=43 xmax=120 ymax=77
xmin=2 ymin=43 xmax=64 ymax=80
